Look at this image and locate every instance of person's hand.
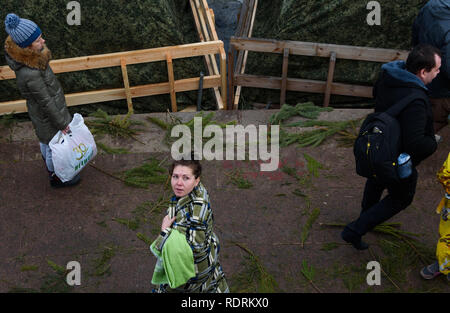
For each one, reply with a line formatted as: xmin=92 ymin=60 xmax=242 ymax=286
xmin=62 ymin=125 xmax=71 ymax=135
xmin=161 ymin=215 xmax=176 ymax=231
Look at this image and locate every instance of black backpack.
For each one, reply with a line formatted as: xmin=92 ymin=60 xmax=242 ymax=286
xmin=353 ymin=94 xmax=425 ymax=184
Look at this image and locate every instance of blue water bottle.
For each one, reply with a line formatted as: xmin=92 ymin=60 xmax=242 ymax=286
xmin=397 ymin=153 xmax=412 ymax=179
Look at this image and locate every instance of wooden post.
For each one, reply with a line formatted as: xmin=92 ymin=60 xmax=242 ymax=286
xmin=166 ymin=53 xmax=177 ymax=112
xmin=233 ymin=0 xmax=258 ymax=109
xmin=120 ymin=58 xmax=133 ymax=113
xmin=220 ymin=46 xmax=227 ymax=108
xmin=323 ymin=51 xmax=337 ymax=107
xmin=228 ymin=48 xmax=235 ymax=110
xmin=209 ymin=8 xmax=215 ymax=25
xmin=280 ymin=48 xmax=289 ymax=106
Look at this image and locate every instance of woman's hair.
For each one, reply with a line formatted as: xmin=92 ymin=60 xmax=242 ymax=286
xmin=169 ymin=152 xmax=202 ymax=178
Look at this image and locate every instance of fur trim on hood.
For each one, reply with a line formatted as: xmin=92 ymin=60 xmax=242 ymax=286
xmin=4 ymin=35 xmax=52 ymax=70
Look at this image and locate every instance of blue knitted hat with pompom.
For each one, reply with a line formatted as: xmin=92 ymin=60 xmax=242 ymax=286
xmin=4 ymin=13 xmax=42 ymax=48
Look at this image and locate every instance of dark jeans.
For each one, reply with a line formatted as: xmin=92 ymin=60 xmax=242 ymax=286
xmin=346 ymin=168 xmax=418 ymax=236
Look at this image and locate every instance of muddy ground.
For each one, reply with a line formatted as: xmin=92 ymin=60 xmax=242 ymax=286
xmin=0 ymin=108 xmax=448 ymax=293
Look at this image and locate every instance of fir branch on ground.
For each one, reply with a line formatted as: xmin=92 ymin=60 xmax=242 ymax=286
xmin=281 ymin=165 xmax=302 ymax=181
xmin=269 ymin=102 xmax=333 ymax=125
xmin=300 ymin=260 xmax=322 ymax=293
xmin=225 ymin=169 xmax=253 ymax=189
xmin=300 ymin=208 xmax=320 ymax=248
xmin=96 ymin=142 xmax=129 ymax=154
xmin=320 ymin=222 xmax=434 ymax=266
xmin=20 ymin=265 xmax=39 ymax=272
xmin=303 ymin=153 xmax=324 ymax=178
xmin=137 ymin=233 xmax=153 ymax=246
xmin=47 ymin=259 xmax=66 ymax=275
xmin=122 ymin=158 xmax=168 ymax=188
xmin=148 ymin=111 xmax=237 ymax=147
xmin=91 ymin=245 xmax=117 ymax=277
xmin=113 ymin=217 xmax=140 ymax=231
xmin=0 ymin=112 xmax=18 ymax=130
xmin=114 ymin=197 xmax=170 ymax=235
xmin=41 ymin=259 xmax=71 ymax=293
xmin=86 ymin=109 xmax=144 ymax=143
xmin=232 ymin=242 xmax=278 ymax=293
xmin=320 ymin=242 xmax=341 ymax=251
xmin=280 ymin=119 xmax=362 ymax=147
xmin=0 ymin=112 xmax=19 ymax=142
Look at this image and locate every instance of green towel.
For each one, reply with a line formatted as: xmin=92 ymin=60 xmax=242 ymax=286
xmin=150 ymin=229 xmax=195 ymax=288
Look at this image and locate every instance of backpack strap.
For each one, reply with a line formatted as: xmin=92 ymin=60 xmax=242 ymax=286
xmin=385 ymin=93 xmax=426 ymax=117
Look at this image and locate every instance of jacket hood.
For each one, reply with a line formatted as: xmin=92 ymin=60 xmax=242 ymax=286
xmin=428 ymin=0 xmax=450 ymax=20
xmin=381 ymin=60 xmax=427 ymax=90
xmin=4 ymin=35 xmax=51 ymax=71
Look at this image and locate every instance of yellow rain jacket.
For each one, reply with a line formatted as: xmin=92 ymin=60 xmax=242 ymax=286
xmin=436 ymin=152 xmax=450 ymax=275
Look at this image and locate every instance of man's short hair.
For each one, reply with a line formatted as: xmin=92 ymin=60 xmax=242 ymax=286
xmin=406 ymin=44 xmax=442 ymax=75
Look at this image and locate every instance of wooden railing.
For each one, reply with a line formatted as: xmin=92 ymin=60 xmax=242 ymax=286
xmin=228 ymin=37 xmax=410 ymax=108
xmin=0 ymin=40 xmax=227 ymax=115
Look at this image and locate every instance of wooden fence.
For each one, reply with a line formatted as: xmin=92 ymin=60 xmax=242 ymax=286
xmin=228 ymin=37 xmax=410 ymax=108
xmin=0 ymin=40 xmax=227 ymax=115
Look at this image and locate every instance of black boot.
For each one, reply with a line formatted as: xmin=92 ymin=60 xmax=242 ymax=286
xmin=49 ymin=172 xmax=81 ymax=188
xmin=341 ymin=225 xmax=369 ymax=250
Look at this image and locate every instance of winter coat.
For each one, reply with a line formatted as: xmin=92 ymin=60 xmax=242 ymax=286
xmin=373 ymin=61 xmax=437 ymax=167
xmin=4 ymin=36 xmax=71 ymax=144
xmin=412 ymin=0 xmax=450 ymax=98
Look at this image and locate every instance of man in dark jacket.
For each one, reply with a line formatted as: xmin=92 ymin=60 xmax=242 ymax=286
xmin=4 ymin=13 xmax=79 ymax=187
xmin=412 ymin=0 xmax=449 ymax=132
xmin=341 ymin=44 xmax=441 ymax=250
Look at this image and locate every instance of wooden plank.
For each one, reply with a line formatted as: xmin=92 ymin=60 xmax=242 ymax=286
xmin=133 ymin=75 xmax=221 ymax=96
xmin=166 ymin=53 xmax=177 ymax=112
xmin=189 ymin=0 xmax=224 ymax=110
xmin=323 ymin=51 xmax=337 ymax=107
xmin=234 ymin=0 xmax=254 ymax=73
xmin=209 ymin=9 xmax=215 ymax=25
xmin=200 ymin=0 xmax=219 ymax=41
xmin=190 ymin=0 xmax=206 ymax=42
xmin=219 ymin=46 xmax=227 ymax=109
xmin=194 ymin=0 xmax=219 ymax=75
xmin=230 ymin=37 xmax=409 ymax=62
xmin=235 ymin=0 xmax=250 ymax=38
xmin=120 ymin=58 xmax=133 ymax=113
xmin=233 ymin=0 xmax=258 ymax=109
xmin=234 ymin=74 xmax=373 ymax=98
xmin=0 ymin=40 xmax=224 ymax=80
xmin=0 ymin=75 xmax=222 ymax=115
xmin=280 ymin=48 xmax=290 ymax=106
xmin=228 ymin=49 xmax=235 ymax=110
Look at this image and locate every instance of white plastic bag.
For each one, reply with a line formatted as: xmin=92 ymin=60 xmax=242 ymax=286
xmin=49 ymin=113 xmax=97 ymax=182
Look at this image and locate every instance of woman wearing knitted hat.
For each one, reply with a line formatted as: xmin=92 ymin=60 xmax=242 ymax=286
xmin=4 ymin=13 xmax=80 ymax=188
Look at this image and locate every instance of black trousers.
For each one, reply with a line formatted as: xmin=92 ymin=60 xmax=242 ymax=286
xmin=347 ymin=168 xmax=418 ymax=236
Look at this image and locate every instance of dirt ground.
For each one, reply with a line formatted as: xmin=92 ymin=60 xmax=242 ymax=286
xmin=0 ymin=109 xmax=449 ymax=293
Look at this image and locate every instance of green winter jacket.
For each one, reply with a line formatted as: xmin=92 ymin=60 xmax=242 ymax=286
xmin=4 ymin=36 xmax=71 ymax=144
